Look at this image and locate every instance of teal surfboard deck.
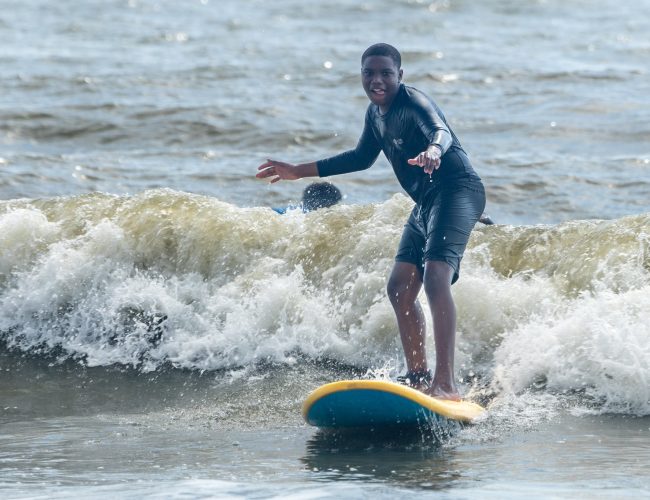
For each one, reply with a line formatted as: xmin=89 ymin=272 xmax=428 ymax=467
xmin=302 ymin=380 xmax=485 ymax=430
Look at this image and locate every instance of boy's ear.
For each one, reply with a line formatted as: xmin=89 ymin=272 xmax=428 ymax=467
xmin=398 ymin=68 xmax=403 ymax=81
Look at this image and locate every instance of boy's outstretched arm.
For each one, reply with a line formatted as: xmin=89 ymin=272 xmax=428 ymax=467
xmin=257 ymin=159 xmax=319 ymax=183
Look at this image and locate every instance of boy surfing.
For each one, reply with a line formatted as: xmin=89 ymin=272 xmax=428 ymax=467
xmin=257 ymin=43 xmax=485 ymax=401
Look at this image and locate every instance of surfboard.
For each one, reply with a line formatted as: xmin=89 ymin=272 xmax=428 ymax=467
xmin=302 ymin=379 xmax=485 ymax=429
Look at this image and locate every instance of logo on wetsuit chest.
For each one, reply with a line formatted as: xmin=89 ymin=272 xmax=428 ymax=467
xmin=392 ymin=138 xmax=404 ymax=150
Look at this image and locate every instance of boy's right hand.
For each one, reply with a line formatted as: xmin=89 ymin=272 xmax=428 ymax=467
xmin=407 ymin=146 xmax=442 ymax=175
xmin=256 ymin=159 xmax=302 ymax=183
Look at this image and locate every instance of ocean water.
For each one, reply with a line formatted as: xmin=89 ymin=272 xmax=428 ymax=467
xmin=1 ymin=0 xmax=649 ymax=498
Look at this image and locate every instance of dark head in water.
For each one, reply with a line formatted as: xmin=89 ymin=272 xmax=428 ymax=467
xmin=301 ymin=182 xmax=342 ymax=212
xmin=361 ymin=43 xmax=403 ymax=114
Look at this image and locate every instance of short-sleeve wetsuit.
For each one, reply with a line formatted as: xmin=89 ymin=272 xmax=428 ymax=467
xmin=317 ymin=83 xmax=485 ymax=283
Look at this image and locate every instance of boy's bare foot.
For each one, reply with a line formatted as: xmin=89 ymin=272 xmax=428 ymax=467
xmin=424 ymin=381 xmax=461 ymax=401
xmin=397 ymin=371 xmax=461 ymax=401
xmin=422 ymin=375 xmax=460 ymax=401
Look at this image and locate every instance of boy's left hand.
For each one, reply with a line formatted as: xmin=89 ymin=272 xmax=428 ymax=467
xmin=408 ymin=146 xmax=442 ymax=175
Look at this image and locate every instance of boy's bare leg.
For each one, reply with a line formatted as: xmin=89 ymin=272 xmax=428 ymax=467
xmin=422 ymin=260 xmax=460 ymax=401
xmin=387 ymin=262 xmax=427 ymax=372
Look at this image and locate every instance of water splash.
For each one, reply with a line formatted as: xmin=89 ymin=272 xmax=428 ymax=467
xmin=1 ymin=190 xmax=649 ymax=415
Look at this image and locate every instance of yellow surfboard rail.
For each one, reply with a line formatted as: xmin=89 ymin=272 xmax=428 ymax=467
xmin=302 ymin=379 xmax=486 ymax=424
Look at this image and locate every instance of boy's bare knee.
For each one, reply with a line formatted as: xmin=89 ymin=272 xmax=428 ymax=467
xmin=387 ymin=276 xmax=407 ymax=304
xmin=423 ymin=261 xmax=453 ymax=299
xmin=387 ymin=266 xmax=420 ymax=306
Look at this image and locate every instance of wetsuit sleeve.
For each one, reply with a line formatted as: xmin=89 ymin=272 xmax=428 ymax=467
xmin=412 ymin=98 xmax=453 ymax=154
xmin=316 ymin=111 xmax=381 ymax=177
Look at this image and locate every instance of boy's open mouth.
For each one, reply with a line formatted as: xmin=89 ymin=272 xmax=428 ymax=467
xmin=372 ymin=89 xmax=385 ymax=95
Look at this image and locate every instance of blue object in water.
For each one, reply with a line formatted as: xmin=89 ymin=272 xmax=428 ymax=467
xmin=302 ymin=380 xmax=485 ymax=430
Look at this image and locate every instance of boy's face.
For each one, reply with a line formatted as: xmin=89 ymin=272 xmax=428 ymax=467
xmin=361 ymin=55 xmax=403 ymax=112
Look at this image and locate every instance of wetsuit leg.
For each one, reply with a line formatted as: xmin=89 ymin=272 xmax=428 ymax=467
xmin=422 ymin=179 xmax=486 ymax=283
xmin=394 ymin=205 xmax=426 ymax=277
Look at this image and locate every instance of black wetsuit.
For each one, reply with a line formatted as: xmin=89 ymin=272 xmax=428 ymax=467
xmin=317 ymin=84 xmax=485 ymax=283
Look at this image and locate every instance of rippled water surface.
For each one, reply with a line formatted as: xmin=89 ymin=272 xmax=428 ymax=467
xmin=2 ymin=0 xmax=649 ymax=223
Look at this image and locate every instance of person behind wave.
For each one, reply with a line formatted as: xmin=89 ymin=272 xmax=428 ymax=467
xmin=257 ymin=43 xmax=486 ymax=401
xmin=273 ymin=181 xmax=343 ymax=214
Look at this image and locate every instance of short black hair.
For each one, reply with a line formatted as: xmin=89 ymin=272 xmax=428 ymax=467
xmin=361 ymin=43 xmax=401 ymax=68
xmin=302 ymin=182 xmax=342 ymax=212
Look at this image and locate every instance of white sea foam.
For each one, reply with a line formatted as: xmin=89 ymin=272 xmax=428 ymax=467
xmin=1 ymin=191 xmax=649 ymax=414
xmin=0 ymin=207 xmax=60 ymax=281
xmin=491 ymin=287 xmax=650 ymax=415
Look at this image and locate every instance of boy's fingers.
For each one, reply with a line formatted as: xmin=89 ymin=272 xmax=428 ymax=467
xmin=257 ymin=169 xmax=280 ymax=181
xmin=407 ymin=158 xmax=420 ymax=166
xmin=258 ymin=159 xmax=277 ymax=170
xmin=256 ymin=164 xmax=278 ymax=177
